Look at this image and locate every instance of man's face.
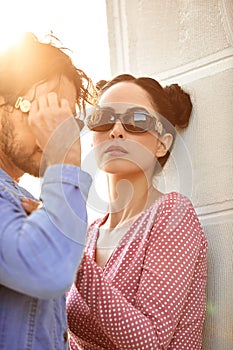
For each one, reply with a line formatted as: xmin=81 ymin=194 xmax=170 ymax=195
xmin=0 ymin=76 xmax=77 ymax=177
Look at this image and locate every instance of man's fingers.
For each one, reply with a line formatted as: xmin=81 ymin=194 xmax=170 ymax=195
xmin=21 ymin=197 xmax=42 ymax=214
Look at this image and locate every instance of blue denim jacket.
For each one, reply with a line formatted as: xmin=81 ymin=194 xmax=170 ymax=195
xmin=0 ymin=165 xmax=92 ymax=350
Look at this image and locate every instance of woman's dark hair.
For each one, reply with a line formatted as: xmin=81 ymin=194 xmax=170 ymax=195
xmin=96 ymin=74 xmax=192 ymax=168
xmin=0 ymin=32 xmax=95 ymax=111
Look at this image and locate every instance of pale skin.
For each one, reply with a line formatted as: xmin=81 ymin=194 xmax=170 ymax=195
xmin=93 ymin=82 xmax=173 ymax=268
xmin=0 ymin=75 xmax=82 ymax=213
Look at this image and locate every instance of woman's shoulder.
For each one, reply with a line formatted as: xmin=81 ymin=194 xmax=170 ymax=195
xmin=148 ymin=191 xmax=200 ymax=227
xmin=149 ymin=192 xmax=207 ymax=242
xmin=153 ymin=191 xmax=194 ymax=212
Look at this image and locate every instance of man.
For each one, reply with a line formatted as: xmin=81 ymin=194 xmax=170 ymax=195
xmin=0 ymin=33 xmax=93 ymax=349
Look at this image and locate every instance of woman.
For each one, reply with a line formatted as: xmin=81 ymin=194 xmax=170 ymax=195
xmin=67 ymin=74 xmax=208 ymax=349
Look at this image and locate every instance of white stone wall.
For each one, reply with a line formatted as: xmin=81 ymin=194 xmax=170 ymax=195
xmin=105 ymin=1 xmax=233 ymax=349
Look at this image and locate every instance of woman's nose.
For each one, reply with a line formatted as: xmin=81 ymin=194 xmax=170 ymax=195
xmin=109 ymin=120 xmax=125 ymax=139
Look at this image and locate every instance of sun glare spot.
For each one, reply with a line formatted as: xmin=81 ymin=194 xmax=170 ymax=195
xmin=1 ymin=0 xmax=111 ymax=216
xmin=0 ymin=32 xmax=26 ymax=53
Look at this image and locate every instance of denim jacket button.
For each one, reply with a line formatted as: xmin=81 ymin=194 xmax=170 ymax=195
xmin=63 ymin=331 xmax=68 ymax=342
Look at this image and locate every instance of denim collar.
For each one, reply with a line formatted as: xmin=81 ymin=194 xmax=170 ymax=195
xmin=0 ymin=168 xmax=14 ymax=182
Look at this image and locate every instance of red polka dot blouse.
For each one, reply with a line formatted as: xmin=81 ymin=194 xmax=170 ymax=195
xmin=67 ymin=192 xmax=208 ymax=349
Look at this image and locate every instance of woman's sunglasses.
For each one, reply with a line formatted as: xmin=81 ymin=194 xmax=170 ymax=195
xmin=86 ymin=106 xmax=164 ymax=135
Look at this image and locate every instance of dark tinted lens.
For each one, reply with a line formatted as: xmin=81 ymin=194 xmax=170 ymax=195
xmin=87 ymin=108 xmax=115 ymax=131
xmin=123 ymin=111 xmax=154 ymax=132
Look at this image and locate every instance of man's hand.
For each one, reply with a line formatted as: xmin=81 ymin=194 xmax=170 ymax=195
xmin=21 ymin=197 xmax=42 ymax=215
xmin=28 ymin=92 xmax=82 ymax=173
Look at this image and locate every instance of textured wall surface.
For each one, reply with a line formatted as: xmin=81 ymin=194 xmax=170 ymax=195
xmin=106 ymin=0 xmax=233 ymax=76
xmin=105 ymin=1 xmax=233 ymax=349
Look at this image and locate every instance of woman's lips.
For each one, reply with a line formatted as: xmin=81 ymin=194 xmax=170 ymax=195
xmin=104 ymin=145 xmax=128 ymax=156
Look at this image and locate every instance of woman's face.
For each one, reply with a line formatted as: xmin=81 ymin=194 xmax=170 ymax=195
xmin=92 ymin=82 xmax=169 ymax=177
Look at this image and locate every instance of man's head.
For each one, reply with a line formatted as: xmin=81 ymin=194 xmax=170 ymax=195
xmin=0 ymin=32 xmax=93 ymax=110
xmin=0 ymin=32 xmax=94 ymax=178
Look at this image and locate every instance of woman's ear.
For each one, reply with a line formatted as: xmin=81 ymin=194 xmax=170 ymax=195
xmin=155 ymin=133 xmax=173 ymax=158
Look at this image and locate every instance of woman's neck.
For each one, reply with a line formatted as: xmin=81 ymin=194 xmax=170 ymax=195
xmin=105 ymin=173 xmax=162 ymax=229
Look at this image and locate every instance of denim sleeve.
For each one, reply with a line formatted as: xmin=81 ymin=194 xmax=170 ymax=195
xmin=0 ymin=164 xmax=92 ymax=299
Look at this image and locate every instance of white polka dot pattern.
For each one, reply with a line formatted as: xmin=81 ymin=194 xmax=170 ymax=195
xmin=67 ymin=192 xmax=208 ymax=349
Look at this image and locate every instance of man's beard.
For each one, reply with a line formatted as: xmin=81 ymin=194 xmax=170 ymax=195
xmin=0 ymin=113 xmax=41 ymax=177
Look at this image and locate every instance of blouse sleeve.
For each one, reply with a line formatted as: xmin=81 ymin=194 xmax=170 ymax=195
xmin=75 ymin=196 xmax=207 ymax=349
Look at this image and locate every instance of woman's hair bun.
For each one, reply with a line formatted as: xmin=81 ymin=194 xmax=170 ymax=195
xmin=164 ymin=84 xmax=192 ymax=128
xmin=96 ymin=79 xmax=108 ymax=91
